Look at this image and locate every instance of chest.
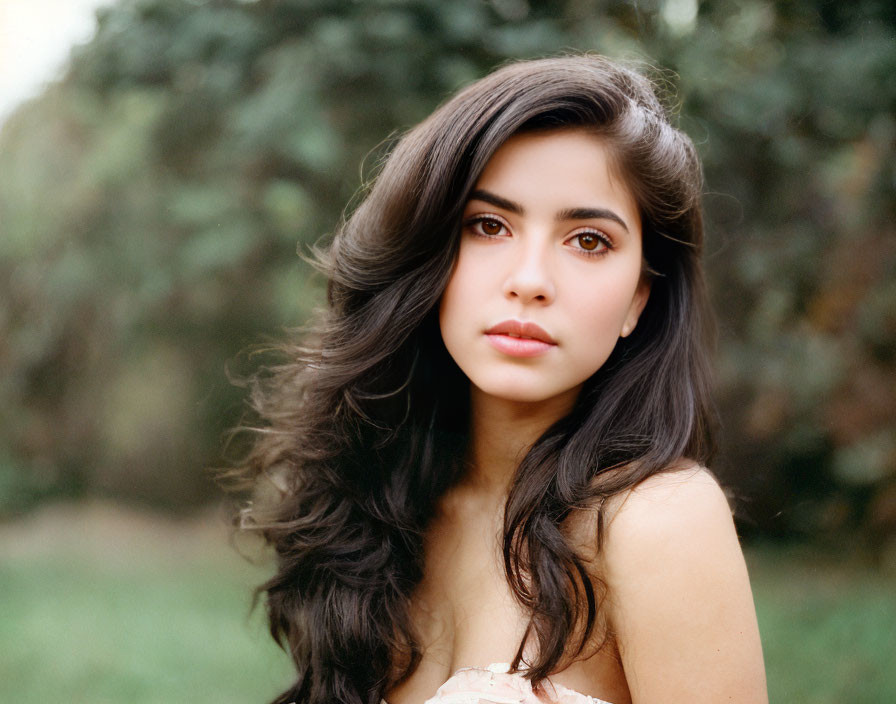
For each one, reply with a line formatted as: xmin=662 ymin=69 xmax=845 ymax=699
xmin=386 ymin=504 xmax=630 ymax=704
xmin=415 ymin=504 xmax=529 ymax=659
xmin=387 ymin=510 xmax=528 ymax=703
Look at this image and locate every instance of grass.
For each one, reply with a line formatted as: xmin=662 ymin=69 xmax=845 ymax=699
xmin=0 ymin=502 xmax=294 ymax=704
xmin=747 ymin=543 xmax=896 ymax=704
xmin=1 ymin=503 xmax=895 ymax=703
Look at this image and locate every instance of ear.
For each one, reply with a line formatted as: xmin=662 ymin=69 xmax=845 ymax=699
xmin=620 ymin=275 xmax=652 ymax=338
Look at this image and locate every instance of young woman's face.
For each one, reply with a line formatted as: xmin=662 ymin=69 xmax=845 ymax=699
xmin=439 ymin=128 xmax=650 ymax=409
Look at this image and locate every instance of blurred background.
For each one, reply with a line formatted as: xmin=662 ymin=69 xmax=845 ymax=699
xmin=0 ymin=0 xmax=894 ymax=702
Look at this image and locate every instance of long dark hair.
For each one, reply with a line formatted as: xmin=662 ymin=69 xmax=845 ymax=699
xmin=232 ymin=54 xmax=715 ymax=704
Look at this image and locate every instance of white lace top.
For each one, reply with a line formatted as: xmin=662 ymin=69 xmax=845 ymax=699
xmin=384 ymin=662 xmax=614 ymax=704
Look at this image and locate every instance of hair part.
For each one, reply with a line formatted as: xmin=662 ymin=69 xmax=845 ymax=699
xmin=230 ymin=53 xmax=716 ymax=704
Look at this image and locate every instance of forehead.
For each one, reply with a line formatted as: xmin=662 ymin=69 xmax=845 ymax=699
xmin=471 ymin=129 xmax=640 ymax=226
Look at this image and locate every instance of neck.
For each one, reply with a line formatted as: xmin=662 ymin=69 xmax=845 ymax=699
xmin=463 ymin=386 xmax=577 ymax=498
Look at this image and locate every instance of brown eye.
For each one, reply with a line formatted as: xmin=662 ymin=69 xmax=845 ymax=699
xmin=480 ymin=219 xmax=503 ymax=236
xmin=577 ymin=233 xmax=600 ymax=250
xmin=569 ymin=231 xmax=610 ymax=255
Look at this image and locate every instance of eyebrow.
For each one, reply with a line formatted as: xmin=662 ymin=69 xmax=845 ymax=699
xmin=467 ymin=188 xmax=630 ymax=233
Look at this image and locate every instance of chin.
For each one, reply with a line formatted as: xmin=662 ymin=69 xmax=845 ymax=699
xmin=472 ymin=379 xmax=582 ymax=408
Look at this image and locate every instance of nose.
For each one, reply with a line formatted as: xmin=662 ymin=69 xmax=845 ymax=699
xmin=501 ymin=237 xmax=556 ymax=304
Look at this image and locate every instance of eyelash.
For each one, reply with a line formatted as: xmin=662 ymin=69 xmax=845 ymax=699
xmin=462 ymin=214 xmax=614 ymax=258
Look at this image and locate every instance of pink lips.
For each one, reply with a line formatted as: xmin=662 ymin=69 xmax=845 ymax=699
xmin=485 ymin=320 xmax=556 ymax=358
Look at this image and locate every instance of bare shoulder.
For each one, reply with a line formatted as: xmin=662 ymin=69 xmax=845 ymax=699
xmin=598 ymin=463 xmax=745 ymax=624
xmin=601 ymin=462 xmax=733 ymax=540
xmin=595 ymin=463 xmax=768 ymax=703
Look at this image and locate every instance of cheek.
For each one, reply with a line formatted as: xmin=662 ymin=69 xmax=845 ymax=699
xmin=439 ymin=251 xmax=484 ymax=330
xmin=438 ymin=265 xmax=468 ymax=347
xmin=569 ymin=269 xmax=641 ymax=325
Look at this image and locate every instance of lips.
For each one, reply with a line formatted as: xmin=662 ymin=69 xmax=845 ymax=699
xmin=486 ymin=320 xmax=556 ymax=343
xmin=484 ymin=320 xmax=556 ymax=357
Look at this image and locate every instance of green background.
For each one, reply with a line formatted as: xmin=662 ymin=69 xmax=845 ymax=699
xmin=0 ymin=0 xmax=894 ymax=701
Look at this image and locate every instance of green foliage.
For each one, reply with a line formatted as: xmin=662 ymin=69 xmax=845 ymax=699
xmin=0 ymin=0 xmax=893 ymax=540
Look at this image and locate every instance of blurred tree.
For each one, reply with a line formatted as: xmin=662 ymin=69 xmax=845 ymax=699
xmin=0 ymin=0 xmax=893 ymax=543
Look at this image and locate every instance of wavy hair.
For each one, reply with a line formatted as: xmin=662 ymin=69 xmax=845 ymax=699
xmin=232 ymin=54 xmax=715 ymax=704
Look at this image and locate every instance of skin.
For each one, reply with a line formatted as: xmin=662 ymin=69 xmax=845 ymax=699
xmin=439 ymin=129 xmax=650 ymax=418
xmin=386 ymin=129 xmax=767 ymax=704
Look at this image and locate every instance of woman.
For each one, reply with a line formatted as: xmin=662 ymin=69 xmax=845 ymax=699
xmin=235 ymin=55 xmax=767 ymax=704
